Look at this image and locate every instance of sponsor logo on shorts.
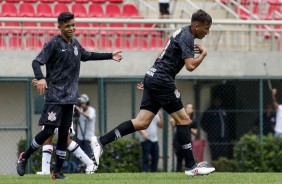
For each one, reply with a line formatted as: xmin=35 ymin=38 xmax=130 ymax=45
xmin=48 ymin=111 xmax=57 ymax=122
xmin=174 ymin=89 xmax=181 ymax=98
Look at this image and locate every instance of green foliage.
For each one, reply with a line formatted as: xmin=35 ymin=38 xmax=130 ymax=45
xmin=97 ymin=137 xmax=142 ymax=173
xmin=234 ymin=134 xmax=282 ymax=172
xmin=212 ymin=157 xmax=237 ymax=172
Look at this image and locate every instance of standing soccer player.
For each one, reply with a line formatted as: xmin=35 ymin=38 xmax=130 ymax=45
xmin=16 ymin=12 xmax=123 ymax=179
xmin=90 ymin=9 xmax=215 ymax=176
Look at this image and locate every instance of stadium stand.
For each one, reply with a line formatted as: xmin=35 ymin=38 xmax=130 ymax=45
xmin=79 ymin=36 xmax=95 ymax=49
xmin=133 ymin=37 xmax=148 ymax=50
xmin=8 ymin=35 xmax=22 ymax=49
xmin=115 ymin=36 xmax=130 ymax=50
xmin=122 ymin=4 xmax=143 ymax=18
xmin=105 ymin=3 xmax=121 ymax=17
xmin=41 ymin=0 xmax=56 ymax=3
xmin=37 ymin=3 xmax=53 ymax=17
xmin=96 ymin=36 xmax=113 ymax=50
xmin=54 ymin=3 xmax=69 ymax=17
xmin=25 ymin=35 xmax=43 ymax=50
xmin=91 ymin=0 xmax=106 ymax=3
xmin=88 ymin=3 xmax=104 ymax=17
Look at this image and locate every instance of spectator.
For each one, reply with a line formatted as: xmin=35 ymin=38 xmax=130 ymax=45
xmin=74 ymin=94 xmax=96 ymax=167
xmin=170 ymin=102 xmax=198 ymax=172
xmin=159 ymin=0 xmax=170 ymax=19
xmin=139 ymin=110 xmax=163 ymax=172
xmin=272 ymin=88 xmax=282 ymax=138
xmin=251 ymin=103 xmax=276 ymax=136
xmin=201 ymin=97 xmax=230 ymax=160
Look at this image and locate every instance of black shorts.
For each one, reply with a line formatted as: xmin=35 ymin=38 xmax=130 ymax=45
xmin=39 ymin=104 xmax=73 ymax=127
xmin=140 ymin=75 xmax=183 ymax=114
xmin=159 ymin=3 xmax=169 ymax=15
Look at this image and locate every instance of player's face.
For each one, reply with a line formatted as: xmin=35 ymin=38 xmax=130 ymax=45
xmin=58 ymin=19 xmax=76 ymax=39
xmin=195 ymin=22 xmax=211 ymax=39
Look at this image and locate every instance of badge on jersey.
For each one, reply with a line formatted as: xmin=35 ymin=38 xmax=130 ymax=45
xmin=74 ymin=46 xmax=78 ymax=56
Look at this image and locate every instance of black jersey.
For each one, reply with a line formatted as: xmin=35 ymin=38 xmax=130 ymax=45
xmin=33 ymin=35 xmax=111 ymax=104
xmin=146 ymin=26 xmax=194 ymax=83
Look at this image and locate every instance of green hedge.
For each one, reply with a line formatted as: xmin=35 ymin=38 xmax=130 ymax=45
xmin=18 ymin=137 xmax=141 ymax=173
xmin=234 ymin=134 xmax=282 ymax=172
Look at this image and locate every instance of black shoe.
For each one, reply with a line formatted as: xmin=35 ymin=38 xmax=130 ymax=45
xmin=17 ymin=152 xmax=27 ymax=176
xmin=52 ymin=172 xmax=66 ymax=180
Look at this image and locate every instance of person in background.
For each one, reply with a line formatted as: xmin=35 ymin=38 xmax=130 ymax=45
xmin=272 ymin=88 xmax=282 ymax=138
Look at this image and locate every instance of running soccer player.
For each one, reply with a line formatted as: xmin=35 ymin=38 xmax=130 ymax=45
xmin=90 ymin=9 xmax=215 ymax=176
xmin=16 ymin=12 xmax=123 ymax=179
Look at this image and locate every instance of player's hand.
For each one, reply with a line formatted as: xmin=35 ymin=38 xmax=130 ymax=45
xmin=194 ymin=44 xmax=207 ymax=56
xmin=36 ymin=79 xmax=48 ymax=95
xmin=272 ymin=88 xmax=277 ymax=95
xmin=137 ymin=82 xmax=144 ymax=91
xmin=112 ymin=51 xmax=123 ymax=62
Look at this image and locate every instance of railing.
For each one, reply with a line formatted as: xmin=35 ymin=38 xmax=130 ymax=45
xmin=0 ymin=18 xmax=281 ymax=51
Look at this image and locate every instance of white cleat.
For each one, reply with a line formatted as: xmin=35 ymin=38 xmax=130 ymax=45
xmin=89 ymin=136 xmax=103 ymax=166
xmin=36 ymin=171 xmax=50 ymax=175
xmin=185 ymin=161 xmax=215 ymax=176
xmin=85 ymin=163 xmax=98 ymax=174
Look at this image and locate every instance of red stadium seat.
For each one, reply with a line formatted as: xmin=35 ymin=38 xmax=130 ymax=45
xmin=262 ymin=5 xmax=282 ymax=20
xmin=133 ymin=37 xmax=148 ymax=50
xmin=88 ymin=3 xmax=104 ymax=17
xmin=26 ymin=36 xmax=43 ymax=50
xmin=72 ymin=4 xmax=88 ymax=17
xmin=235 ymin=6 xmax=250 ymax=20
xmin=0 ymin=35 xmax=7 ymax=49
xmin=91 ymin=0 xmax=106 ymax=2
xmin=75 ymin=23 xmax=90 ymax=36
xmin=5 ymin=0 xmax=21 ymax=3
xmin=92 ymin=23 xmax=107 ymax=35
xmin=122 ymin=4 xmax=142 ymax=18
xmin=54 ymin=4 xmax=69 ymax=17
xmin=57 ymin=0 xmax=73 ymax=3
xmin=23 ymin=0 xmax=38 ymax=3
xmin=4 ymin=22 xmax=21 ymax=35
xmin=109 ymin=23 xmax=125 ymax=35
xmin=115 ymin=36 xmax=130 ymax=50
xmin=41 ymin=0 xmax=56 ymax=3
xmin=105 ymin=3 xmax=121 ymax=17
xmin=74 ymin=0 xmax=89 ymax=3
xmin=37 ymin=3 xmax=53 ymax=17
xmin=9 ymin=35 xmax=22 ymax=49
xmin=79 ymin=37 xmax=95 ymax=49
xmin=1 ymin=3 xmax=18 ymax=17
xmin=150 ymin=36 xmax=164 ymax=50
xmin=19 ymin=3 xmax=36 ymax=17
xmin=97 ymin=37 xmax=112 ymax=50
xmin=108 ymin=0 xmax=123 ymax=3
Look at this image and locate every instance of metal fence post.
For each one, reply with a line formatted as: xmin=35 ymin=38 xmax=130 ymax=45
xmin=98 ymin=78 xmax=106 ymax=135
xmin=25 ymin=78 xmax=32 ymax=173
xmin=259 ymin=79 xmax=264 ymax=142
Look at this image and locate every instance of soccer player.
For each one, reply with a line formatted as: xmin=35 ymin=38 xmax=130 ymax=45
xmin=90 ymin=9 xmax=215 ymax=176
xmin=16 ymin=12 xmax=123 ymax=179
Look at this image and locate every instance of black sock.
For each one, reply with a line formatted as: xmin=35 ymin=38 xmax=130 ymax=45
xmin=99 ymin=120 xmax=135 ymax=146
xmin=54 ymin=126 xmax=69 ymax=173
xmin=23 ymin=125 xmax=56 ymax=160
xmin=176 ymin=125 xmax=196 ymax=169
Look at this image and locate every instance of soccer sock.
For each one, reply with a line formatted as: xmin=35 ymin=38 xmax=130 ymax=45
xmin=41 ymin=145 xmax=53 ymax=173
xmin=68 ymin=140 xmax=93 ymax=166
xmin=176 ymin=125 xmax=196 ymax=169
xmin=99 ymin=120 xmax=136 ymax=146
xmin=53 ymin=126 xmax=69 ymax=173
xmin=23 ymin=125 xmax=55 ymax=160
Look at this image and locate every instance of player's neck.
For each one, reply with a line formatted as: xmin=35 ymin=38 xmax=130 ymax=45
xmin=60 ymin=34 xmax=72 ymax=44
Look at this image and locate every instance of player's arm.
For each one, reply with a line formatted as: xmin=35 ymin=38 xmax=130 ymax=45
xmin=272 ymin=88 xmax=279 ymax=110
xmin=184 ymin=44 xmax=207 ymax=72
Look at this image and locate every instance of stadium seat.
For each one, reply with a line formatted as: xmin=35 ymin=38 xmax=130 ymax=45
xmin=9 ymin=35 xmax=22 ymax=49
xmin=75 ymin=23 xmax=90 ymax=36
xmin=5 ymin=0 xmax=21 ymax=3
xmin=19 ymin=3 xmax=37 ymax=34
xmin=91 ymin=0 xmax=106 ymax=3
xmin=97 ymin=36 xmax=112 ymax=50
xmin=57 ymin=0 xmax=73 ymax=3
xmin=262 ymin=5 xmax=282 ymax=20
xmin=0 ymin=35 xmax=7 ymax=49
xmin=105 ymin=3 xmax=121 ymax=17
xmin=74 ymin=0 xmax=89 ymax=3
xmin=79 ymin=36 xmax=95 ymax=49
xmin=37 ymin=3 xmax=53 ymax=17
xmin=235 ymin=6 xmax=250 ymax=20
xmin=109 ymin=23 xmax=125 ymax=35
xmin=88 ymin=3 xmax=104 ymax=17
xmin=23 ymin=0 xmax=38 ymax=3
xmin=122 ymin=4 xmax=142 ymax=18
xmin=41 ymin=0 xmax=56 ymax=3
xmin=72 ymin=3 xmax=88 ymax=17
xmin=133 ymin=37 xmax=148 ymax=50
xmin=108 ymin=0 xmax=123 ymax=3
xmin=92 ymin=23 xmax=107 ymax=35
xmin=54 ymin=4 xmax=69 ymax=17
xmin=25 ymin=36 xmax=43 ymax=50
xmin=115 ymin=36 xmax=130 ymax=50
xmin=150 ymin=36 xmax=164 ymax=50
xmin=1 ymin=3 xmax=18 ymax=17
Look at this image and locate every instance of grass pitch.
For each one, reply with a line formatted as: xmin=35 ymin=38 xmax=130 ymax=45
xmin=1 ymin=172 xmax=282 ymax=184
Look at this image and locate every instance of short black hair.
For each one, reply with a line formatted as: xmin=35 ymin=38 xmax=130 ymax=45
xmin=57 ymin=12 xmax=74 ymax=25
xmin=191 ymin=9 xmax=212 ymax=25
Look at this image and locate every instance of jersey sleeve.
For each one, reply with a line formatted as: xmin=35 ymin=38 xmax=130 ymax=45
xmin=179 ymin=31 xmax=194 ymax=59
xmin=33 ymin=39 xmax=56 ymax=65
xmin=79 ymin=42 xmax=112 ymax=61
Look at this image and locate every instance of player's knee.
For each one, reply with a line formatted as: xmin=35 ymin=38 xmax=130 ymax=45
xmin=134 ymin=119 xmax=151 ymax=130
xmin=176 ymin=114 xmax=191 ymax=125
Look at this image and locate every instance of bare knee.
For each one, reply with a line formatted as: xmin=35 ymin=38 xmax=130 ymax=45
xmin=132 ymin=119 xmax=151 ymax=131
xmin=176 ymin=114 xmax=191 ymax=125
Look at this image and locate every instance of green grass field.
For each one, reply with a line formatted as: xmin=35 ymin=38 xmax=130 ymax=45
xmin=1 ymin=173 xmax=282 ymax=184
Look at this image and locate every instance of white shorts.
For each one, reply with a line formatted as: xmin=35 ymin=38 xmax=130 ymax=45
xmin=42 ymin=122 xmax=76 ymax=137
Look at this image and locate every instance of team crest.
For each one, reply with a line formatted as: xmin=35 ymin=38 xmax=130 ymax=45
xmin=174 ymin=89 xmax=181 ymax=99
xmin=48 ymin=111 xmax=57 ymax=122
xmin=74 ymin=46 xmax=78 ymax=56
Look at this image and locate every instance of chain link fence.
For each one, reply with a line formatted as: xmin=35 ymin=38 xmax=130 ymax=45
xmin=1 ymin=77 xmax=281 ymax=174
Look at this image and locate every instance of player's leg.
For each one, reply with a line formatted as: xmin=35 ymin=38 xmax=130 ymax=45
xmin=37 ymin=134 xmax=54 ymax=175
xmin=67 ymin=135 xmax=97 ymax=174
